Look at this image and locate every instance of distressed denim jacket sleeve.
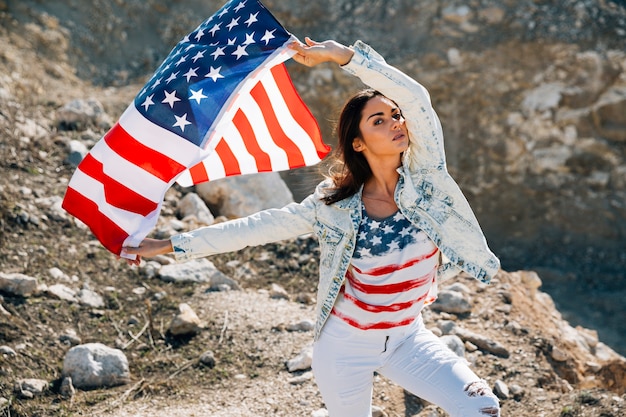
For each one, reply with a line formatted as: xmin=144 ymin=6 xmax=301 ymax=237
xmin=170 ymin=196 xmax=317 ymax=261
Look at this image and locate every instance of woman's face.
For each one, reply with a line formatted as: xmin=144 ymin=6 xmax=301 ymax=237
xmin=353 ymin=96 xmax=408 ymax=159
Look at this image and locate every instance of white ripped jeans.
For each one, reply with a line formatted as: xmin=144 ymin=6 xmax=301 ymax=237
xmin=312 ymin=315 xmax=500 ymax=417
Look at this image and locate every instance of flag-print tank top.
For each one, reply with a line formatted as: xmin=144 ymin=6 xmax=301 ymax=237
xmin=331 ymin=207 xmax=439 ymax=331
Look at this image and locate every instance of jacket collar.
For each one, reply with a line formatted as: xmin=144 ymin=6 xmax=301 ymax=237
xmin=335 ymin=184 xmax=364 ymax=210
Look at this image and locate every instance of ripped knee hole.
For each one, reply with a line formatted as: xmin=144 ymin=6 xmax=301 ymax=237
xmin=464 ymin=380 xmax=500 ymax=416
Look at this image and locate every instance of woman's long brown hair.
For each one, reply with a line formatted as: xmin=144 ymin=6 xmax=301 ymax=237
xmin=321 ymin=89 xmax=383 ymax=205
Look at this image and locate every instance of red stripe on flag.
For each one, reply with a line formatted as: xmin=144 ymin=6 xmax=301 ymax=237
xmin=62 ymin=187 xmax=129 ymax=255
xmin=104 ymin=123 xmax=186 ymax=183
xmin=271 ymin=64 xmax=327 ymax=158
xmin=215 ymin=137 xmax=242 ymax=176
xmin=77 ymin=153 xmax=158 ymax=216
xmin=250 ymin=76 xmax=305 ymax=168
xmin=232 ymin=109 xmax=272 ymax=172
xmin=188 ymin=162 xmax=210 ymax=184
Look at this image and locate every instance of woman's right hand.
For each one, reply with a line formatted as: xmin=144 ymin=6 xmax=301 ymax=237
xmin=289 ymin=37 xmax=354 ymax=67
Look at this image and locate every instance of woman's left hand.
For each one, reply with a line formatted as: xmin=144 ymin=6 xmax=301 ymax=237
xmin=289 ymin=37 xmax=354 ymax=67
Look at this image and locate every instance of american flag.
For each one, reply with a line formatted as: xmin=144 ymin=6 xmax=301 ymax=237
xmin=62 ymin=0 xmax=328 ymax=258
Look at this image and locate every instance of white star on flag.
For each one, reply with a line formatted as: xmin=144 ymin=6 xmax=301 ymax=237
xmin=205 ymin=66 xmax=223 ymax=81
xmin=232 ymin=44 xmax=248 ymax=59
xmin=162 ymin=90 xmax=180 ymax=108
xmin=173 ymin=113 xmax=192 ymax=132
xmin=261 ymin=29 xmax=275 ymax=44
xmin=189 ymin=88 xmax=208 ymax=104
xmin=245 ymin=12 xmax=259 ymax=26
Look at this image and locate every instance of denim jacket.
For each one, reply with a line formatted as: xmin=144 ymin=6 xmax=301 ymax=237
xmin=171 ymin=41 xmax=500 ymax=340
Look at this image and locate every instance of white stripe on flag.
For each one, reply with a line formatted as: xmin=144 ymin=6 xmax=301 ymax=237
xmin=199 ymin=146 xmax=227 ymax=180
xmin=237 ymin=93 xmax=290 ymax=170
xmin=67 ymin=168 xmax=156 ymax=235
xmin=259 ymin=72 xmax=321 ymax=165
xmin=119 ymin=104 xmax=207 ymax=168
xmin=88 ymin=140 xmax=166 ymax=204
xmin=221 ymin=122 xmax=259 ymax=175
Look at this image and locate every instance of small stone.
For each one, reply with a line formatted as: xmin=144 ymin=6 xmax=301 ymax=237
xmin=289 ymin=371 xmax=313 ymax=385
xmin=270 ymin=283 xmax=289 ymax=300
xmin=286 ymin=344 xmax=313 ymax=372
xmin=447 ymin=48 xmax=463 ymax=66
xmin=59 ymin=376 xmax=75 ymax=399
xmin=453 ymin=327 xmax=510 ymax=358
xmin=440 ymin=335 xmax=465 ymax=358
xmin=495 ymin=304 xmax=512 ymax=314
xmin=77 ymin=288 xmax=105 ymax=308
xmin=551 ymin=346 xmax=569 ymax=362
xmin=504 ymin=321 xmax=522 ymax=334
xmin=59 ymin=330 xmax=81 ymax=347
xmin=494 ymin=380 xmax=510 ymax=400
xmin=168 ymin=303 xmax=203 ymax=336
xmin=286 ymin=320 xmax=314 ymax=332
xmin=48 ymin=267 xmax=68 ymax=281
xmin=199 ymin=350 xmax=216 ymax=368
xmin=437 ymin=320 xmax=457 ymax=335
xmin=509 ymin=384 xmax=524 ymax=399
xmin=478 ymin=7 xmax=505 ymax=24
xmin=372 ymin=405 xmax=386 ymax=417
xmin=445 ymin=283 xmax=471 ymax=294
xmin=14 ymin=378 xmax=48 ymax=397
xmin=464 ymin=341 xmax=478 ymax=352
xmin=429 ymin=327 xmax=443 ymax=337
xmin=47 ymin=284 xmax=77 ymax=302
xmin=430 ymin=290 xmax=472 ymax=314
xmin=0 ymin=346 xmax=17 ymax=356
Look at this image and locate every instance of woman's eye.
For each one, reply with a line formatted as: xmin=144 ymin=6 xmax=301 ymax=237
xmin=374 ymin=119 xmax=383 ymax=125
xmin=392 ymin=113 xmax=402 ymax=120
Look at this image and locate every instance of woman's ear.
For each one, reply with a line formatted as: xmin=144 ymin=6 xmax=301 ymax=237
xmin=352 ymin=138 xmax=364 ymax=152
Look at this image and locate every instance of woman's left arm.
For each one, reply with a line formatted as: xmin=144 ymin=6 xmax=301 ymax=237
xmin=344 ymin=41 xmax=446 ymax=171
xmin=291 ymin=38 xmax=446 ymax=171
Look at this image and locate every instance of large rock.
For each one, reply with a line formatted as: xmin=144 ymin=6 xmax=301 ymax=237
xmin=0 ymin=273 xmax=38 ymax=297
xmin=178 ymin=192 xmax=215 ymax=226
xmin=158 ymin=258 xmax=241 ymax=290
xmin=62 ymin=343 xmax=130 ymax=389
xmin=56 ymin=98 xmax=110 ymax=130
xmin=195 ymin=172 xmax=294 ymax=218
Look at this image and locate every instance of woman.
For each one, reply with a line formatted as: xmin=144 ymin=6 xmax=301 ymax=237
xmin=123 ymin=38 xmax=501 ymax=417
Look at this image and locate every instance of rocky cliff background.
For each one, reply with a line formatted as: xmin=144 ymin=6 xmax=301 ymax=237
xmin=1 ymin=0 xmax=626 ymax=416
xmin=8 ymin=0 xmax=625 ymax=351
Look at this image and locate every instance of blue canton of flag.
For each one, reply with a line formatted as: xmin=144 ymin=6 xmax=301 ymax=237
xmin=136 ymin=0 xmax=292 ymax=148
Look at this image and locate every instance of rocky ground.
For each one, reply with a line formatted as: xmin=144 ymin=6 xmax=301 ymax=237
xmin=1 ymin=1 xmax=626 ymax=416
